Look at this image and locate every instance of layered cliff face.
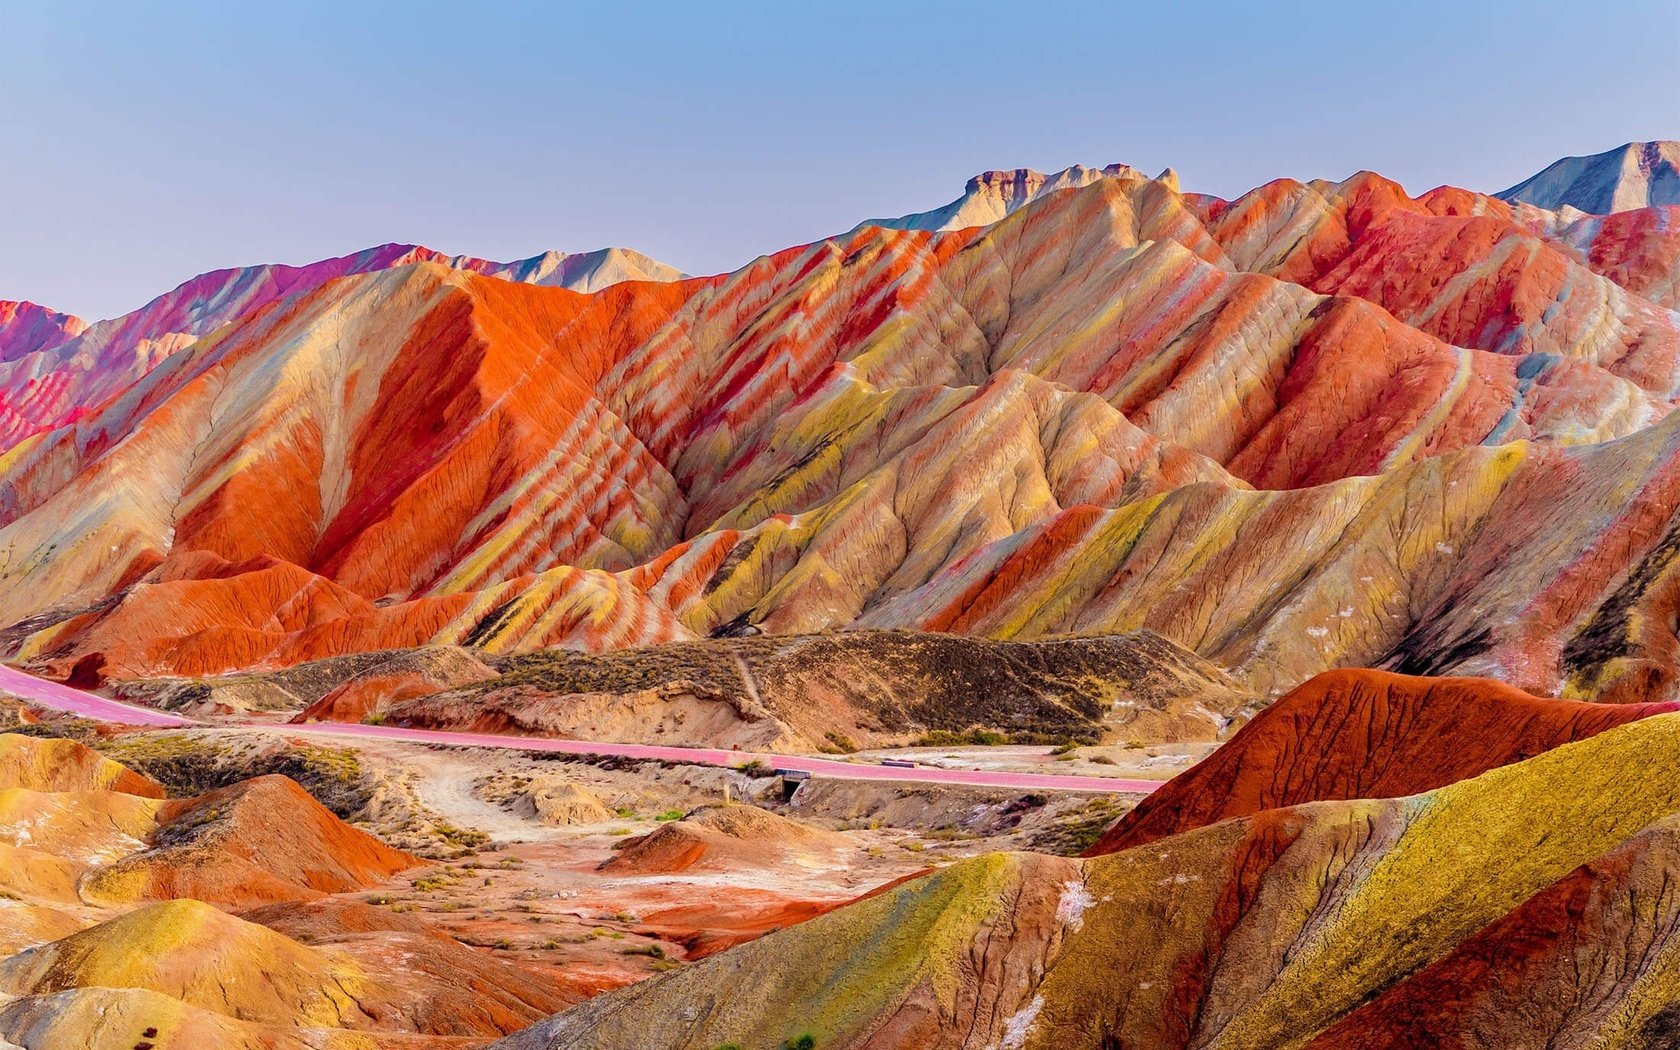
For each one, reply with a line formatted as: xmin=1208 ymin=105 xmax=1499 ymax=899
xmin=4 ymin=160 xmax=1680 ymax=709
xmin=497 ymin=679 xmax=1680 ymax=1050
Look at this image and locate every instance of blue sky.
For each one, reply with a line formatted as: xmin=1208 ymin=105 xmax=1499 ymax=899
xmin=2 ymin=0 xmax=1676 ymax=320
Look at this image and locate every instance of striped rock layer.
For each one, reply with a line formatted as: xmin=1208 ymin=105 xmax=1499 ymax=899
xmin=3 ymin=165 xmax=1680 ymax=708
xmin=0 ymin=243 xmax=681 ymax=451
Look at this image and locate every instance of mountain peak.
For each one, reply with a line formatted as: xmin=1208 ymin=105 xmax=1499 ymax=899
xmin=1497 ymin=140 xmax=1680 ymax=213
xmin=859 ymin=161 xmax=1154 ymax=232
xmin=0 ymin=299 xmax=87 ymax=363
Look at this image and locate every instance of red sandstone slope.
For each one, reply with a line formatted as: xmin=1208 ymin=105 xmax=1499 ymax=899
xmin=82 ymin=774 xmax=419 ymax=907
xmin=1088 ymin=669 xmax=1680 ymax=854
xmin=0 ymin=242 xmax=679 ymax=452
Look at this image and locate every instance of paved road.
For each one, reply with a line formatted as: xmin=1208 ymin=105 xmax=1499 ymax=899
xmin=0 ymin=664 xmax=196 ymax=727
xmin=0 ymin=664 xmax=1162 ymax=795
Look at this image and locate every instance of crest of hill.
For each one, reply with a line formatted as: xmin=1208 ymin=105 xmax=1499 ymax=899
xmin=598 ymin=804 xmax=850 ymax=876
xmin=0 ymin=300 xmax=85 ymax=362
xmin=0 ymin=239 xmax=680 ymax=451
xmin=1087 ymin=668 xmax=1680 ymax=853
xmin=81 ymin=774 xmax=418 ymax=908
xmin=856 ymin=162 xmax=1170 ymax=230
xmin=0 ymin=732 xmax=165 ymax=797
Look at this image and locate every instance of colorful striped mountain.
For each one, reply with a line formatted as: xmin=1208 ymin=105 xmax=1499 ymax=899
xmin=4 ymin=155 xmax=1680 ymax=721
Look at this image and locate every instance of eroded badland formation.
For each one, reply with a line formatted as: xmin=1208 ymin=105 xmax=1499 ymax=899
xmin=3 ymin=141 xmax=1680 ymax=1047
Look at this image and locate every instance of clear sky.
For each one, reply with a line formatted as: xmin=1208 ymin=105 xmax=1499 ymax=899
xmin=3 ymin=0 xmax=1677 ymax=321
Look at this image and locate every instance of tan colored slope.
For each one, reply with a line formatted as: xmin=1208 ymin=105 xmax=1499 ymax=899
xmin=496 ymin=711 xmax=1680 ymax=1050
xmin=0 ymin=986 xmax=469 ymax=1050
xmin=0 ymin=733 xmax=164 ymax=797
xmin=0 ymin=786 xmax=159 ymax=865
xmin=0 ymin=899 xmax=390 ymax=1028
xmin=358 ymin=629 xmax=1250 ymax=749
xmin=0 ymin=896 xmax=554 ymax=1042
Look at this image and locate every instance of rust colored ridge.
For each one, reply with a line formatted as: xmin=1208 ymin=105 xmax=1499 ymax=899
xmin=81 ymin=774 xmax=418 ymax=907
xmin=632 ymin=896 xmax=851 ymax=961
xmin=240 ymin=897 xmax=581 ymax=1029
xmin=597 ymin=804 xmax=850 ymax=876
xmin=1087 ymin=669 xmax=1679 ymax=855
xmin=0 ymin=731 xmax=165 ymax=797
xmin=1309 ymin=813 xmax=1680 ymax=1048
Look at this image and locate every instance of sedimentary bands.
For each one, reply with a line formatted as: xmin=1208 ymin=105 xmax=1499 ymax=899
xmin=6 ymin=142 xmax=1680 ymax=1048
xmin=5 ymin=146 xmax=1680 ymax=714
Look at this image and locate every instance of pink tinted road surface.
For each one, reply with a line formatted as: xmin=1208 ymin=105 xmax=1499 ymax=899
xmin=0 ymin=664 xmax=1161 ymax=795
xmin=0 ymin=664 xmax=195 ymax=727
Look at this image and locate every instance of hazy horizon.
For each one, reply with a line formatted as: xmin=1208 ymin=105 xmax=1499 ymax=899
xmin=3 ymin=0 xmax=1676 ymax=321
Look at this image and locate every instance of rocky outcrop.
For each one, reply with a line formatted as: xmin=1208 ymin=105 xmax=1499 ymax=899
xmin=515 ymin=778 xmax=614 ymax=826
